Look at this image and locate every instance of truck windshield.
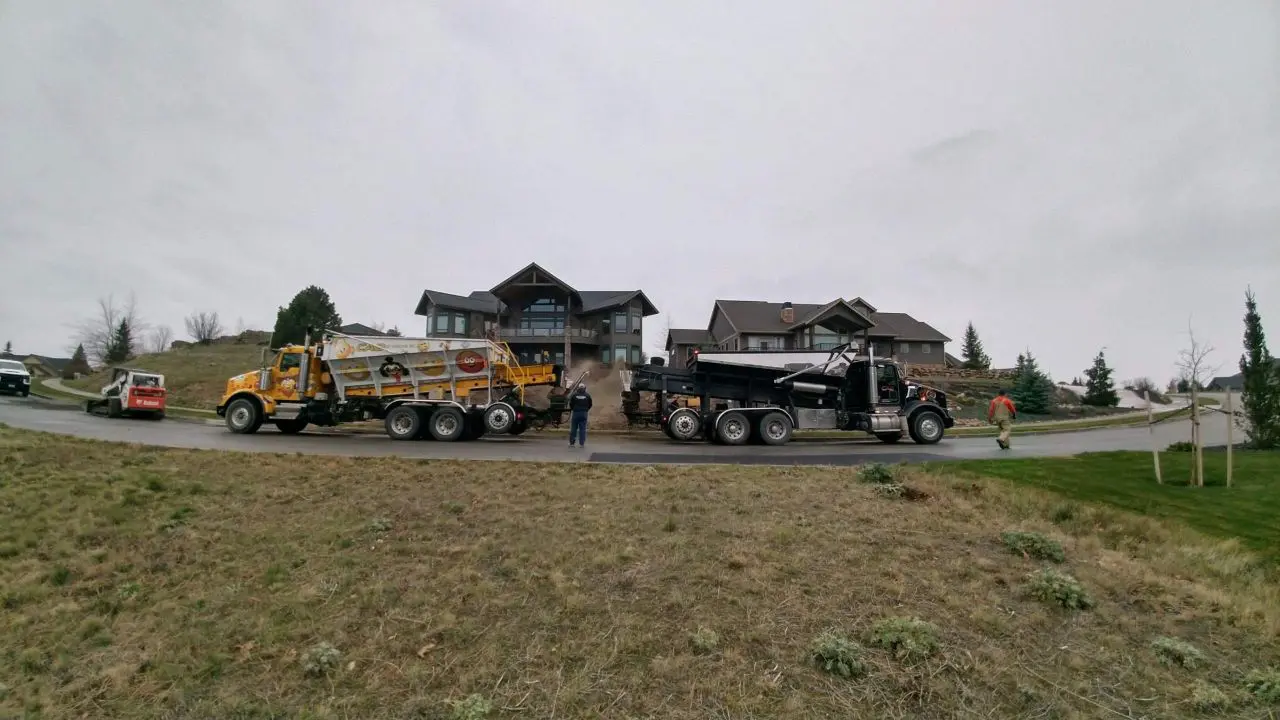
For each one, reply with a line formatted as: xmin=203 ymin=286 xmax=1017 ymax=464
xmin=132 ymin=375 xmax=161 ymax=387
xmin=277 ymin=353 xmax=302 ymax=371
xmin=0 ymin=360 xmax=26 ymax=372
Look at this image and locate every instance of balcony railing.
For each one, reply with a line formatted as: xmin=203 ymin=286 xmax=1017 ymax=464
xmin=499 ymin=327 xmax=599 ymax=340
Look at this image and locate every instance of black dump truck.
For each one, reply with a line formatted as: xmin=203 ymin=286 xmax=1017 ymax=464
xmin=620 ymin=344 xmax=955 ymax=446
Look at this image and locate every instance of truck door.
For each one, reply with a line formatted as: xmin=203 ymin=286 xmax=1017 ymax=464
xmin=876 ymin=363 xmax=901 ymax=406
xmin=270 ymin=351 xmax=304 ymax=400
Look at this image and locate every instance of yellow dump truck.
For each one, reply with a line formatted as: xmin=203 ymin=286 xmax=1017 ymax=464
xmin=216 ymin=329 xmax=563 ymax=441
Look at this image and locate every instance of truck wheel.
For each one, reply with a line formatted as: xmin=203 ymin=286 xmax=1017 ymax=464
xmin=274 ymin=419 xmax=308 ymax=434
xmin=483 ymin=402 xmax=515 ymax=433
xmin=910 ymin=410 xmax=945 ymax=445
xmin=716 ymin=411 xmax=750 ymax=445
xmin=225 ymin=398 xmax=263 ymax=434
xmin=666 ymin=408 xmax=701 ymax=442
xmin=429 ymin=407 xmax=466 ymax=442
xmin=384 ymin=406 xmax=422 ymax=441
xmin=876 ymin=432 xmax=903 ymax=444
xmin=758 ymin=411 xmax=793 ymax=446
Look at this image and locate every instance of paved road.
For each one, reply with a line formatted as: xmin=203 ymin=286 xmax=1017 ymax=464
xmin=0 ymin=394 xmax=1235 ymax=467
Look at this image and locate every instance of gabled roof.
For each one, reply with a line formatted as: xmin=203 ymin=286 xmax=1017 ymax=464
xmin=790 ymin=298 xmax=875 ymax=332
xmin=489 ymin=262 xmax=580 ymax=300
xmin=414 ymin=289 xmax=502 ymax=315
xmin=711 ymin=299 xmax=950 ymax=343
xmin=22 ymin=354 xmax=71 ymax=371
xmin=579 ymin=290 xmax=659 ymax=316
xmin=337 ymin=323 xmax=387 ymax=336
xmin=666 ymin=328 xmax=714 ymax=350
xmin=416 ymin=264 xmax=658 ymax=317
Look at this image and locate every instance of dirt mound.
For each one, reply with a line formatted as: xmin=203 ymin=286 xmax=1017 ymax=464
xmin=521 ymin=360 xmax=639 ymax=429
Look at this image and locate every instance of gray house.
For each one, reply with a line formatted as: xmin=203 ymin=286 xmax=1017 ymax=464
xmin=414 ymin=263 xmax=658 ymax=368
xmin=665 ymin=297 xmax=951 ymax=368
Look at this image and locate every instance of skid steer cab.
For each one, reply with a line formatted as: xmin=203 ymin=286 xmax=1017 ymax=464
xmin=85 ymin=367 xmax=167 ymax=420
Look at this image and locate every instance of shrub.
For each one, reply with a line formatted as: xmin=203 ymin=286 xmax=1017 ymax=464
xmin=856 ymin=462 xmax=898 ymax=484
xmin=1151 ymin=636 xmax=1204 ymax=669
xmin=868 ymin=617 xmax=940 ymax=662
xmin=873 ymin=483 xmax=905 ymax=498
xmin=689 ymin=625 xmax=719 ymax=654
xmin=1189 ymin=680 xmax=1232 ymax=713
xmin=1025 ymin=568 xmax=1093 ymax=610
xmin=810 ymin=629 xmax=867 ymax=679
xmin=449 ymin=694 xmax=493 ymax=720
xmin=1000 ymin=531 xmax=1066 ymax=563
xmin=1244 ymin=668 xmax=1280 ymax=703
xmin=301 ymin=642 xmax=341 ymax=677
xmin=1165 ymin=441 xmax=1195 ymax=453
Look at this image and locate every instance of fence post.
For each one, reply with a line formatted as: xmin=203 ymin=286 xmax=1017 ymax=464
xmin=1226 ymin=390 xmax=1234 ymax=488
xmin=1147 ymin=390 xmax=1162 ymax=484
xmin=1191 ymin=384 xmax=1204 ymax=487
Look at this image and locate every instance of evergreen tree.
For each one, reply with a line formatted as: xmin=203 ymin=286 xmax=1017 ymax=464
xmin=1082 ymin=349 xmax=1119 ymax=407
xmin=271 ymin=285 xmax=343 ymax=346
xmin=960 ymin=322 xmax=991 ymax=370
xmin=2 ymin=340 xmax=11 ymax=355
xmin=65 ymin=344 xmax=93 ymax=378
xmin=1010 ymin=349 xmax=1054 ymax=414
xmin=105 ymin=319 xmax=134 ymax=363
xmin=1239 ymin=287 xmax=1280 ymax=449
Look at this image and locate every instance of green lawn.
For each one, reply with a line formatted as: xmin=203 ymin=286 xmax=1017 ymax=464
xmin=938 ymin=450 xmax=1280 ymax=558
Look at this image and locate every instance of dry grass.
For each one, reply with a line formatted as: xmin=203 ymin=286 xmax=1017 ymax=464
xmin=2 ymin=426 xmax=1279 ymax=719
xmin=65 ymin=343 xmax=263 ymax=410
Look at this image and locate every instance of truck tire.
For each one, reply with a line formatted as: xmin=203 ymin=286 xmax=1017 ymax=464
xmin=429 ymin=407 xmax=466 ymax=442
xmin=384 ymin=405 xmax=422 ymax=441
xmin=666 ymin=408 xmax=701 ymax=441
xmin=758 ymin=411 xmax=793 ymax=446
xmin=875 ymin=432 xmax=903 ymax=444
xmin=225 ymin=397 xmax=263 ymax=434
xmin=483 ymin=402 xmax=516 ymax=433
xmin=716 ymin=411 xmax=750 ymax=445
xmin=108 ymin=398 xmax=122 ymax=418
xmin=509 ymin=418 xmax=528 ymax=436
xmin=909 ymin=410 xmax=945 ymax=445
xmin=274 ymin=419 xmax=308 ymax=434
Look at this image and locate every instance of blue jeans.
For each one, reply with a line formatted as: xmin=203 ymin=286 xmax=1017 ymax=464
xmin=569 ymin=411 xmax=588 ymax=446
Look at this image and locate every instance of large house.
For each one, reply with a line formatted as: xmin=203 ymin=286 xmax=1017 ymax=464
xmin=666 ymin=297 xmax=951 ymax=368
xmin=0 ymin=352 xmax=74 ymax=378
xmin=414 ymin=263 xmax=658 ymax=368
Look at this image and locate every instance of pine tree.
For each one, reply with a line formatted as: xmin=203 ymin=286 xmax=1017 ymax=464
xmin=271 ymin=286 xmax=343 ymax=346
xmin=960 ymin=322 xmax=991 ymax=370
xmin=1082 ymin=349 xmax=1119 ymax=407
xmin=1239 ymin=287 xmax=1280 ymax=449
xmin=1010 ymin=349 xmax=1054 ymax=414
xmin=2 ymin=340 xmax=11 ymax=355
xmin=105 ymin=319 xmax=134 ymax=363
xmin=65 ymin=344 xmax=93 ymax=378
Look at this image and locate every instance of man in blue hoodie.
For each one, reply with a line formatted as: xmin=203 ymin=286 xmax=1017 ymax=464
xmin=567 ymin=383 xmax=593 ymax=448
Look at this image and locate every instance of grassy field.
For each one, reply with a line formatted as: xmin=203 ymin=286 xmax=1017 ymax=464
xmin=3 ymin=427 xmax=1280 ymax=718
xmin=931 ymin=449 xmax=1280 ymax=559
xmin=65 ymin=343 xmax=262 ymax=410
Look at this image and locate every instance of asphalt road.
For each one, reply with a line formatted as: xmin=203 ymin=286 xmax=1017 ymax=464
xmin=0 ymin=394 xmax=1234 ymax=467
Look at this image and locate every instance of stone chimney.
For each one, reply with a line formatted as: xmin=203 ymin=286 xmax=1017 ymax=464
xmin=780 ymin=301 xmax=795 ymax=324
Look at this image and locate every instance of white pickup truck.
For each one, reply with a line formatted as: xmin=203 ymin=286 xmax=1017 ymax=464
xmin=0 ymin=359 xmax=31 ymax=397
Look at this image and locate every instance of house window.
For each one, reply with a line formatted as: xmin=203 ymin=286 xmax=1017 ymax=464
xmin=614 ymin=311 xmax=628 ymax=333
xmin=900 ymin=342 xmax=910 ymax=354
xmin=601 ymin=316 xmax=611 ymax=334
xmin=454 ymin=315 xmax=468 ymax=335
xmin=525 ymin=297 xmax=566 ymax=314
xmin=434 ymin=313 xmax=451 ymax=333
xmin=601 ymin=346 xmax=612 ymax=364
xmin=630 ymin=346 xmax=642 ymax=364
xmin=630 ymin=311 xmax=642 ymax=335
xmin=921 ymin=343 xmax=932 ymax=354
xmin=614 ymin=344 xmax=627 ymax=364
xmin=554 ymin=351 xmax=565 ymax=365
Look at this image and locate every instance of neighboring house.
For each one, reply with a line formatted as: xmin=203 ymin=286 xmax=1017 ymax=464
xmin=0 ymin=352 xmax=72 ymax=378
xmin=337 ymin=323 xmax=389 ymax=336
xmin=1207 ymin=359 xmax=1280 ymax=391
xmin=413 ymin=262 xmax=659 ymax=367
xmin=665 ymin=297 xmax=951 ymax=368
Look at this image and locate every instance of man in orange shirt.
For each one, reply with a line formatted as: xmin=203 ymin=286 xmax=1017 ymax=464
xmin=988 ymin=389 xmax=1017 ymax=450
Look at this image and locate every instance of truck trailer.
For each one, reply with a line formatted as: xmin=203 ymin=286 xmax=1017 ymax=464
xmin=216 ymin=330 xmax=564 ymax=441
xmin=619 ymin=344 xmax=955 ymax=446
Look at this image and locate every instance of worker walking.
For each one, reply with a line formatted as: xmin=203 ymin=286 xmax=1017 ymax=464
xmin=567 ymin=383 xmax=593 ymax=448
xmin=988 ymin=389 xmax=1017 ymax=450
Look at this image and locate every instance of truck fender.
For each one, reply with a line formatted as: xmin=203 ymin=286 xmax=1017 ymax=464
xmin=220 ymin=391 xmax=266 ymax=418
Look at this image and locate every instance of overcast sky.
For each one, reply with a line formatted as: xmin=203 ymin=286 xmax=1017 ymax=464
xmin=2 ymin=1 xmax=1277 ymax=384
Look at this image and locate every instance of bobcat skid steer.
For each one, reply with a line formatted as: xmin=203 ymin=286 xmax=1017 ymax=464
xmin=85 ymin=367 xmax=167 ymax=420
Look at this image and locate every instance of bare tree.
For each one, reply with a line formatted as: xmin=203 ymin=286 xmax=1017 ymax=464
xmin=72 ymin=293 xmax=146 ymax=366
xmin=1175 ymin=321 xmax=1221 ymax=488
xmin=185 ymin=311 xmax=224 ymax=344
xmin=148 ymin=325 xmax=174 ymax=354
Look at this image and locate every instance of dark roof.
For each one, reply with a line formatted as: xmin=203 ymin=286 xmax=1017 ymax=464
xmin=337 ymin=323 xmax=388 ymax=336
xmin=416 ymin=264 xmax=659 ymax=317
xmin=7 ymin=353 xmax=72 ymax=370
xmin=666 ymin=328 xmax=714 ymax=349
xmin=1208 ymin=359 xmax=1280 ymax=390
xmin=712 ymin=299 xmax=951 ymax=342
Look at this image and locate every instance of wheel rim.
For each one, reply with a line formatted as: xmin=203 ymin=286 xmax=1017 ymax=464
xmin=436 ymin=414 xmax=459 ymax=435
xmin=918 ymin=416 xmax=941 ymax=440
xmin=230 ymin=405 xmax=250 ymax=429
xmin=488 ymin=407 xmax=511 ymax=430
xmin=391 ymin=412 xmax=414 ymax=436
xmin=765 ymin=419 xmax=787 ymax=440
xmin=723 ymin=417 xmax=746 ymax=441
xmin=673 ymin=413 xmax=697 ymax=437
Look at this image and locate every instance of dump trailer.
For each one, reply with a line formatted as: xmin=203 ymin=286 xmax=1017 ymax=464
xmin=619 ymin=344 xmax=955 ymax=446
xmin=216 ymin=330 xmax=564 ymax=441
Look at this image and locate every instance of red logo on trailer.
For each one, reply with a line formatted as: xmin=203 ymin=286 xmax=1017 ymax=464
xmin=455 ymin=350 xmax=486 ymax=374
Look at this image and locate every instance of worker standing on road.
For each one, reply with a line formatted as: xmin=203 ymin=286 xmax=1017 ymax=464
xmin=567 ymin=383 xmax=593 ymax=448
xmin=988 ymin=389 xmax=1017 ymax=450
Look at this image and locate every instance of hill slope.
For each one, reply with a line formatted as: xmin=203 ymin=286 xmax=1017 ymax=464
xmin=65 ymin=343 xmax=264 ymax=410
